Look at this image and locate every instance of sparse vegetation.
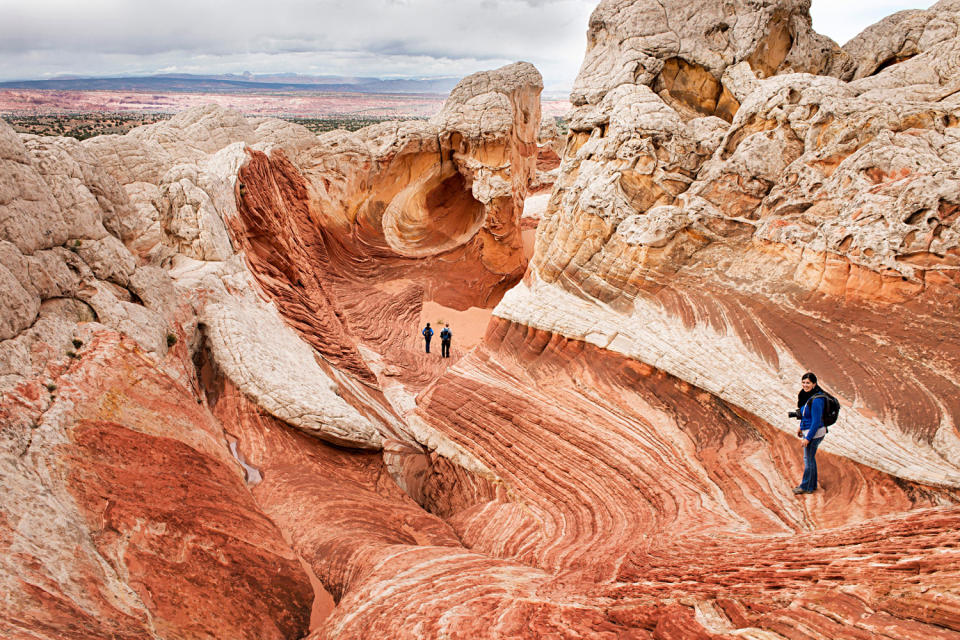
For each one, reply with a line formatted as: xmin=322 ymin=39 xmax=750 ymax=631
xmin=72 ymin=339 xmax=83 ymax=349
xmin=166 ymin=333 xmax=178 ymax=347
xmin=5 ymin=112 xmax=172 ymax=140
xmin=45 ymin=383 xmax=57 ymax=392
xmin=66 ymin=350 xmax=78 ymax=359
xmin=4 ymin=112 xmax=426 ymax=140
xmin=554 ymin=116 xmax=569 ymax=135
xmin=287 ymin=115 xmax=426 ymax=134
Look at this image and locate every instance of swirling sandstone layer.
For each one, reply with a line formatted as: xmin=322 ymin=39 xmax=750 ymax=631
xmin=507 ymin=0 xmax=960 ymax=488
xmin=0 ymin=63 xmax=550 ymax=637
xmin=0 ymin=332 xmax=312 ymax=639
xmin=345 ymin=320 xmax=960 ymax=638
xmin=2 ymin=3 xmax=960 ymax=638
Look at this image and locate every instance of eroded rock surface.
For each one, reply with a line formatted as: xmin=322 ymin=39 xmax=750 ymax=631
xmin=0 ymin=63 xmax=546 ymax=638
xmin=0 ymin=332 xmax=312 ymax=639
xmin=842 ymin=0 xmax=960 ymax=80
xmin=515 ymin=0 xmax=960 ymax=489
xmin=2 ymin=3 xmax=960 ymax=638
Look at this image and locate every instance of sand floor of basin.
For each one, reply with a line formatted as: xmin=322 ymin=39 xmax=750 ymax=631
xmin=420 ymin=301 xmax=493 ymax=352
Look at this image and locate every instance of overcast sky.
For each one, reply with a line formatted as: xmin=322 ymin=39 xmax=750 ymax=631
xmin=0 ymin=0 xmax=937 ymax=91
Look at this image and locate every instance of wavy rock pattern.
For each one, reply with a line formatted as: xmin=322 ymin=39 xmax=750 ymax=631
xmin=0 ymin=332 xmax=311 ymax=639
xmin=230 ymin=62 xmax=540 ymax=374
xmin=524 ymin=0 xmax=960 ymax=488
xmin=2 ymin=2 xmax=960 ymax=638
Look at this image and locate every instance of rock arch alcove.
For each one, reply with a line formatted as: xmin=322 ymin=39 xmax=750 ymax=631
xmin=382 ymin=165 xmax=486 ymax=258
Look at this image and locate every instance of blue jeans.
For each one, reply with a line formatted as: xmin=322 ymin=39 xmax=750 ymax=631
xmin=800 ymin=437 xmax=824 ymax=491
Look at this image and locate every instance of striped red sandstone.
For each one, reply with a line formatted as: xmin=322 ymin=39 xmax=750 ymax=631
xmin=0 ymin=333 xmax=312 ymax=639
xmin=2 ymin=3 xmax=960 ymax=638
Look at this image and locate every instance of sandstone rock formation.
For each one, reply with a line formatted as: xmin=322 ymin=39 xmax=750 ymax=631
xmin=0 ymin=329 xmax=313 ymax=639
xmin=571 ymin=0 xmax=850 ymax=112
xmin=509 ymin=0 xmax=960 ymax=489
xmin=842 ymin=0 xmax=960 ymax=80
xmin=522 ymin=118 xmax=564 ymax=236
xmin=2 ymin=2 xmax=960 ymax=639
xmin=1 ymin=63 xmax=547 ymax=637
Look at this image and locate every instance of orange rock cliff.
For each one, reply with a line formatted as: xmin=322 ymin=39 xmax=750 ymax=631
xmin=2 ymin=3 xmax=960 ymax=639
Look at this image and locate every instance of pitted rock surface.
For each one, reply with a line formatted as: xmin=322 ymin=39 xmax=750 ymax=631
xmin=842 ymin=0 xmax=960 ymax=80
xmin=521 ymin=0 xmax=960 ymax=490
xmin=2 ymin=5 xmax=960 ymax=639
xmin=571 ymin=0 xmax=849 ymax=109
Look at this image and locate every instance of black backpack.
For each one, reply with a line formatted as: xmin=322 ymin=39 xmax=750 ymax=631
xmin=808 ymin=392 xmax=840 ymax=428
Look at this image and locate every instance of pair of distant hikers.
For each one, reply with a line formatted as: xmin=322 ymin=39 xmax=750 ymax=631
xmin=421 ymin=323 xmax=452 ymax=358
xmin=792 ymin=372 xmax=840 ymax=495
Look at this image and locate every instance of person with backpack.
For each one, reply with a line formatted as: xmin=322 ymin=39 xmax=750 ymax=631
xmin=792 ymin=372 xmax=838 ymax=495
xmin=422 ymin=323 xmax=434 ymax=354
xmin=440 ymin=324 xmax=452 ymax=358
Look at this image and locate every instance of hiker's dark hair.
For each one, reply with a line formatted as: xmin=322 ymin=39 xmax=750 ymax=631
xmin=801 ymin=372 xmax=818 ymax=384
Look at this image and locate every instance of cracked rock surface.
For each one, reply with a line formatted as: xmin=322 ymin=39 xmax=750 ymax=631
xmin=1 ymin=6 xmax=960 ymax=639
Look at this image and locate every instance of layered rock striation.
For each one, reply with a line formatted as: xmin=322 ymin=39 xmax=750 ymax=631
xmin=1 ymin=63 xmax=550 ymax=637
xmin=506 ymin=0 xmax=960 ymax=488
xmin=2 ymin=3 xmax=960 ymax=639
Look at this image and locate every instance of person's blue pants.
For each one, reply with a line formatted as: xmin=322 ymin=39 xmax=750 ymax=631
xmin=800 ymin=436 xmax=824 ymax=491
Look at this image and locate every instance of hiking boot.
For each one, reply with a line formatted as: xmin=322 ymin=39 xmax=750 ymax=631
xmin=792 ymin=487 xmax=807 ymax=494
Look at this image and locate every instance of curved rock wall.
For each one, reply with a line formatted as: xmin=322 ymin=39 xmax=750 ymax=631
xmin=2 ymin=3 xmax=960 ymax=638
xmin=0 ymin=332 xmax=312 ymax=639
xmin=508 ymin=0 xmax=960 ymax=488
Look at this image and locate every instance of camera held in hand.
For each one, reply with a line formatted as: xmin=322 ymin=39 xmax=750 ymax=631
xmin=788 ymin=409 xmax=801 ymax=419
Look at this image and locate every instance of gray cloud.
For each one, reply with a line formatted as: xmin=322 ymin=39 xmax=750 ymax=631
xmin=2 ymin=0 xmax=595 ymax=88
xmin=0 ymin=0 xmax=937 ymax=90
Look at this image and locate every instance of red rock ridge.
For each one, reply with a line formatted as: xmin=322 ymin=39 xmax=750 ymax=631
xmin=3 ymin=1 xmax=960 ymax=635
xmin=0 ymin=332 xmax=312 ymax=639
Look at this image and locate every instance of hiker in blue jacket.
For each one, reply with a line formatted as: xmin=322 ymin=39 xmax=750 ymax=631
xmin=794 ymin=372 xmax=827 ymax=494
xmin=440 ymin=324 xmax=452 ymax=358
xmin=422 ymin=323 xmax=434 ymax=354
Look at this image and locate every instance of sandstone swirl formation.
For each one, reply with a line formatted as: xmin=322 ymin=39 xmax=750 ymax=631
xmin=2 ymin=4 xmax=960 ymax=639
xmin=503 ymin=0 xmax=960 ymax=488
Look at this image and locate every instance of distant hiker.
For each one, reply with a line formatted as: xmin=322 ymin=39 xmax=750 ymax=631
xmin=422 ymin=323 xmax=434 ymax=354
xmin=440 ymin=324 xmax=452 ymax=358
xmin=792 ymin=372 xmax=827 ymax=495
